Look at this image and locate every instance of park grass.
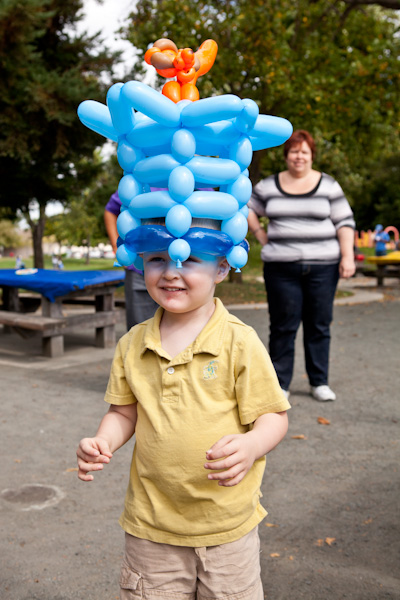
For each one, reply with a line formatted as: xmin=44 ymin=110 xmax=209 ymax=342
xmin=0 ymin=256 xmax=117 ymax=270
xmin=0 ymin=239 xmax=359 ymax=304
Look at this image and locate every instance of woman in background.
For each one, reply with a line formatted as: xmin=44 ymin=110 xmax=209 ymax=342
xmin=248 ymin=130 xmax=355 ymax=401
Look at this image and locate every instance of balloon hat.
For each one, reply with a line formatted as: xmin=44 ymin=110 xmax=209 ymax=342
xmin=78 ymin=38 xmax=293 ymax=271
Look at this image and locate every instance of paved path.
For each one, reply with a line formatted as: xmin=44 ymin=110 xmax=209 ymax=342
xmin=0 ymin=280 xmax=399 ymax=599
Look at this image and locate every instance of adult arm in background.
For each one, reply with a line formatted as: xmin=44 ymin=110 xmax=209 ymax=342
xmin=247 ymin=209 xmax=268 ymax=246
xmin=337 ymin=226 xmax=356 ymax=278
xmin=104 ymin=209 xmax=119 ymax=254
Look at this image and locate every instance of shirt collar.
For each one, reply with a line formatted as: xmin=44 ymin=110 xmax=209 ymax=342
xmin=140 ymin=298 xmax=229 ymax=360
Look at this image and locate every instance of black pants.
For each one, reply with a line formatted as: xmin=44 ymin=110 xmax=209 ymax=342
xmin=263 ymin=262 xmax=339 ymax=390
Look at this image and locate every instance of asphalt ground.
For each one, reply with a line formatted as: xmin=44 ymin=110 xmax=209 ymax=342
xmin=0 ymin=278 xmax=399 ymax=600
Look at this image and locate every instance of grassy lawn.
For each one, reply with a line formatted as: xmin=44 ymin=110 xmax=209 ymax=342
xmin=0 ymin=256 xmax=117 ymax=270
xmin=1 ymin=238 xmax=369 ymax=305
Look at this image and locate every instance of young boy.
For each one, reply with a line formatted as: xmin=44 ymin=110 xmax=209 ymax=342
xmin=77 ymin=249 xmax=290 ymax=599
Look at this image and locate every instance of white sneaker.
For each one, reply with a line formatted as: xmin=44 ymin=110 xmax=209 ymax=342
xmin=310 ymin=385 xmax=336 ymax=402
xmin=281 ymin=389 xmax=290 ymax=400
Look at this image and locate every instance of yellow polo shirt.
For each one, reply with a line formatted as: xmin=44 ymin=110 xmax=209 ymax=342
xmin=105 ymin=298 xmax=290 ymax=547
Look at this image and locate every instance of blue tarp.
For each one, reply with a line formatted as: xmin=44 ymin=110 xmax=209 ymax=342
xmin=0 ymin=269 xmax=125 ymax=302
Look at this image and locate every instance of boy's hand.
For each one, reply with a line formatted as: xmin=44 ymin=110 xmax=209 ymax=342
xmin=76 ymin=437 xmax=113 ymax=482
xmin=204 ymin=433 xmax=258 ymax=487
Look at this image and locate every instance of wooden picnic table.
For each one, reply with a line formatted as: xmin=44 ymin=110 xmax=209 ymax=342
xmin=366 ymin=251 xmax=400 ymax=286
xmin=0 ymin=269 xmax=125 ymax=357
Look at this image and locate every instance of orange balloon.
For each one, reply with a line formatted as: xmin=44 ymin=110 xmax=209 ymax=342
xmin=181 ymin=48 xmax=195 ymax=67
xmin=177 ymin=67 xmax=196 ymax=84
xmin=181 ymin=83 xmax=199 ymax=102
xmin=162 ymin=81 xmax=181 ymax=103
xmin=144 ymin=47 xmax=160 ymax=65
xmin=192 ymin=39 xmax=218 ymax=83
xmin=156 ymin=67 xmax=177 ymax=78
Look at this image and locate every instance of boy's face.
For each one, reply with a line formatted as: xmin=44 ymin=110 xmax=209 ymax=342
xmin=143 ymin=251 xmax=229 ymax=314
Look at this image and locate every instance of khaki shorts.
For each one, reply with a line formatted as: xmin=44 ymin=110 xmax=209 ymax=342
xmin=120 ymin=527 xmax=263 ymax=599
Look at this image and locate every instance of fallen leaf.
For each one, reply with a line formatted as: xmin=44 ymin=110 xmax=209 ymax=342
xmin=363 ymin=518 xmax=373 ymax=525
xmin=289 ymin=556 xmax=294 ymax=561
xmin=65 ymin=467 xmax=78 ymax=472
xmin=315 ymin=539 xmax=324 ymax=547
xmin=317 ymin=417 xmax=331 ymax=425
xmin=325 ymin=537 xmax=336 ymax=546
xmin=291 ymin=434 xmax=307 ymax=439
xmin=265 ymin=522 xmax=279 ymax=528
xmin=14 ymin=459 xmax=22 ymax=463
xmin=270 ymin=553 xmax=280 ymax=558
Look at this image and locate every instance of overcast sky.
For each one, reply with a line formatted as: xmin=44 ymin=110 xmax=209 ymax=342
xmin=78 ymin=0 xmax=138 ymax=78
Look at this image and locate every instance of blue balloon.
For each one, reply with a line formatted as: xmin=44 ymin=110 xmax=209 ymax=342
xmin=226 ymin=245 xmax=248 ymax=271
xmin=117 ymin=211 xmax=141 ymax=239
xmin=78 ymin=81 xmax=293 ymax=270
xmin=142 ymin=143 xmax=173 ymax=157
xmin=177 ymin=99 xmax=193 ymax=112
xmin=116 ymin=244 xmax=137 ymax=267
xmin=239 ymin=205 xmax=249 ymax=218
xmin=186 ymin=156 xmax=241 ymax=185
xmin=191 ymin=121 xmax=240 ymax=150
xmin=166 ymin=205 xmax=192 ymax=237
xmin=125 ymin=224 xmax=172 ymax=252
xmin=118 ymin=174 xmax=142 ymax=206
xmin=77 ymin=100 xmax=118 ymax=141
xmin=168 ymin=238 xmax=191 ymax=268
xmin=117 ymin=141 xmax=144 ymax=173
xmin=129 ymin=191 xmax=176 ymax=218
xmin=229 ymin=136 xmax=253 ymax=171
xmin=107 ymin=83 xmax=135 ymax=135
xmin=181 ymin=95 xmax=243 ymax=127
xmin=221 ymin=213 xmax=248 ymax=245
xmin=250 ymin=115 xmax=293 ymax=149
xmin=121 ymin=81 xmax=181 ymax=128
xmin=133 ymin=254 xmax=144 ymax=271
xmin=134 ymin=154 xmax=180 ymax=183
xmin=168 ymin=166 xmax=195 ymax=203
xmin=171 ymin=129 xmax=196 ymax=163
xmin=184 ymin=191 xmax=238 ymax=220
xmin=234 ymin=99 xmax=259 ymax=134
xmin=127 ymin=121 xmax=175 ymax=149
xmin=227 ymin=174 xmax=252 ymax=207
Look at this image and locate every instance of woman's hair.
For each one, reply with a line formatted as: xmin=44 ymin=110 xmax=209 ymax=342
xmin=284 ymin=130 xmax=316 ymax=159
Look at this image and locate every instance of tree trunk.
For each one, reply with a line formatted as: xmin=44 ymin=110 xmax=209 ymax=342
xmin=27 ymin=205 xmax=46 ymax=269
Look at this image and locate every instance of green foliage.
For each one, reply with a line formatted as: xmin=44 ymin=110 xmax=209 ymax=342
xmin=366 ymin=154 xmax=400 ymax=229
xmin=45 ymin=152 xmax=121 ymax=250
xmin=0 ymin=0 xmax=120 ymax=266
xmin=0 ymin=219 xmax=23 ymax=249
xmin=124 ymin=0 xmax=400 ymax=227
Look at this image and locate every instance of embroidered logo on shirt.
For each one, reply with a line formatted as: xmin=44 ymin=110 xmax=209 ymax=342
xmin=203 ymin=360 xmax=218 ymax=380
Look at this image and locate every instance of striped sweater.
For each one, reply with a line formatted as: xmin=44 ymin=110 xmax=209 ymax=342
xmin=249 ymin=173 xmax=356 ymax=264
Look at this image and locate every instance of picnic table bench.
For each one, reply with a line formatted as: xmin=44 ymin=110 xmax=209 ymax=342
xmin=0 ymin=268 xmax=125 ymax=357
xmin=366 ymin=251 xmax=400 ymax=287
